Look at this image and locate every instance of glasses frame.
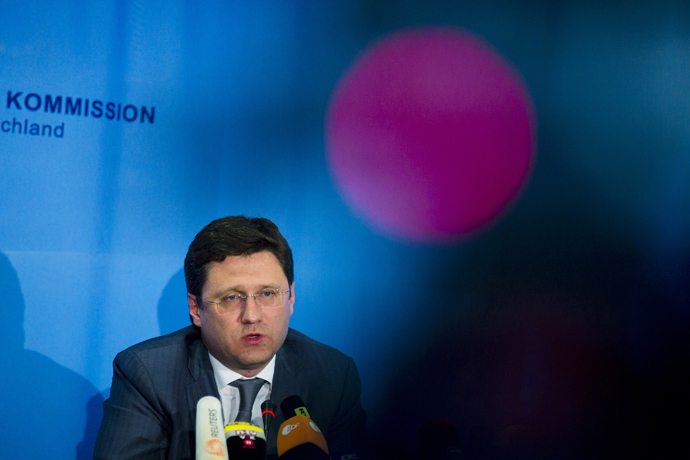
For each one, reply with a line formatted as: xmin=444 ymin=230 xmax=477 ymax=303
xmin=197 ymin=288 xmax=291 ymax=313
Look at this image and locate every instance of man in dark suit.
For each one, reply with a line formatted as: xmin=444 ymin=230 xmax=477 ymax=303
xmin=94 ymin=216 xmax=369 ymax=459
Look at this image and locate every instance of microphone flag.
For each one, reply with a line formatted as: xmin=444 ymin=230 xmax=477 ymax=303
xmin=225 ymin=421 xmax=267 ymax=460
xmin=277 ymin=414 xmax=329 ymax=459
xmin=196 ymin=396 xmax=229 ymax=460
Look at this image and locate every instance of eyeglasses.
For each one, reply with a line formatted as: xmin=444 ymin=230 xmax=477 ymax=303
xmin=197 ymin=288 xmax=291 ymax=314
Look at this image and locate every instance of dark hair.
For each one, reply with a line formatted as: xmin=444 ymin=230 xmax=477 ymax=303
xmin=184 ymin=216 xmax=294 ymax=300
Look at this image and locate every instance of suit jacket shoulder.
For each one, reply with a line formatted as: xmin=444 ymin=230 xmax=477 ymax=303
xmin=94 ymin=326 xmax=217 ymax=460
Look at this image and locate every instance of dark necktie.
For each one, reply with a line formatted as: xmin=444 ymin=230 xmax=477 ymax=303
xmin=231 ymin=378 xmax=264 ymax=423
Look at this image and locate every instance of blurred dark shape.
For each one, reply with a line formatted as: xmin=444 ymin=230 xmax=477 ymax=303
xmin=372 ymin=446 xmax=417 ymax=460
xmin=415 ymin=418 xmax=463 ymax=459
xmin=369 ymin=221 xmax=690 ymax=458
xmin=77 ymin=391 xmax=108 ymax=458
xmin=0 ymin=251 xmax=104 ymax=458
xmin=0 ymin=251 xmax=25 ymax=349
xmin=157 ymin=268 xmax=190 ymax=335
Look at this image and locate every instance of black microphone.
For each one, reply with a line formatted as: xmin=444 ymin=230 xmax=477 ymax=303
xmin=280 ymin=394 xmax=311 ymax=419
xmin=261 ymin=399 xmax=277 ymax=433
xmin=415 ymin=418 xmax=463 ymax=460
xmin=224 ymin=421 xmax=267 ymax=460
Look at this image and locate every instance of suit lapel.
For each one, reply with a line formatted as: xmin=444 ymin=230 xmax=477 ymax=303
xmin=185 ymin=332 xmax=219 ymax=432
xmin=266 ymin=332 xmax=304 ymax=454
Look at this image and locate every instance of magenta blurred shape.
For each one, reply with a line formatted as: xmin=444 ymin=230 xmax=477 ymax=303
xmin=326 ymin=27 xmax=536 ymax=241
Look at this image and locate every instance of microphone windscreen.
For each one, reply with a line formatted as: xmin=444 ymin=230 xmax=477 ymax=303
xmin=224 ymin=421 xmax=266 ymax=460
xmin=277 ymin=414 xmax=329 ymax=459
xmin=280 ymin=394 xmax=311 ymax=419
xmin=196 ymin=396 xmax=229 ymax=460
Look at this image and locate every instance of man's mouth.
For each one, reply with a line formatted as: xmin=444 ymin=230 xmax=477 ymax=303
xmin=242 ymin=333 xmax=264 ymax=344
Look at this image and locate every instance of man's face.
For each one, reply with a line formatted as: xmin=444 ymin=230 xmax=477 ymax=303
xmin=188 ymin=250 xmax=294 ymax=377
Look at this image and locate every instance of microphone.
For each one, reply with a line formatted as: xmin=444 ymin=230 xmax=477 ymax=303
xmin=261 ymin=399 xmax=277 ymax=433
xmin=195 ymin=396 xmax=229 ymax=460
xmin=280 ymin=394 xmax=311 ymax=419
xmin=415 ymin=418 xmax=463 ymax=460
xmin=224 ymin=421 xmax=267 ymax=460
xmin=277 ymin=396 xmax=329 ymax=460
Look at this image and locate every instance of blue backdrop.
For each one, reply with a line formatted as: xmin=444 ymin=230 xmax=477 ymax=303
xmin=1 ymin=1 xmax=688 ymax=458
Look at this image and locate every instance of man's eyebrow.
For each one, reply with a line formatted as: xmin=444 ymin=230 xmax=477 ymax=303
xmin=208 ymin=286 xmax=242 ymax=298
xmin=210 ymin=283 xmax=282 ymax=297
xmin=259 ymin=283 xmax=282 ymax=289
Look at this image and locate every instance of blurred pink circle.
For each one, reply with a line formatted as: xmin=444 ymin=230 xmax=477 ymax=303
xmin=326 ymin=27 xmax=536 ymax=241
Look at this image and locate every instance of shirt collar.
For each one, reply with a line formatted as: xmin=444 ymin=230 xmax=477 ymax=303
xmin=208 ymin=352 xmax=276 ymax=394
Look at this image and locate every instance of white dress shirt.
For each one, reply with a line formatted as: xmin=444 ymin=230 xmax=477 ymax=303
xmin=208 ymin=352 xmax=275 ymax=429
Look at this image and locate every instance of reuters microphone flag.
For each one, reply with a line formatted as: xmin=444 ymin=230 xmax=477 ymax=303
xmin=196 ymin=396 xmax=230 ymax=460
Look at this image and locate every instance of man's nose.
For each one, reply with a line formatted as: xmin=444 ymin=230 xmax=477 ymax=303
xmin=240 ymin=296 xmax=262 ymax=323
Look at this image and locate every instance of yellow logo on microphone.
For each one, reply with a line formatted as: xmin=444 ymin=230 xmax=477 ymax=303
xmin=295 ymin=406 xmax=310 ymax=417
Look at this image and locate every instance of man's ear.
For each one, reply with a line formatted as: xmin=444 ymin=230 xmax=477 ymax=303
xmin=188 ymin=293 xmax=202 ymax=327
xmin=288 ymin=282 xmax=295 ymax=316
